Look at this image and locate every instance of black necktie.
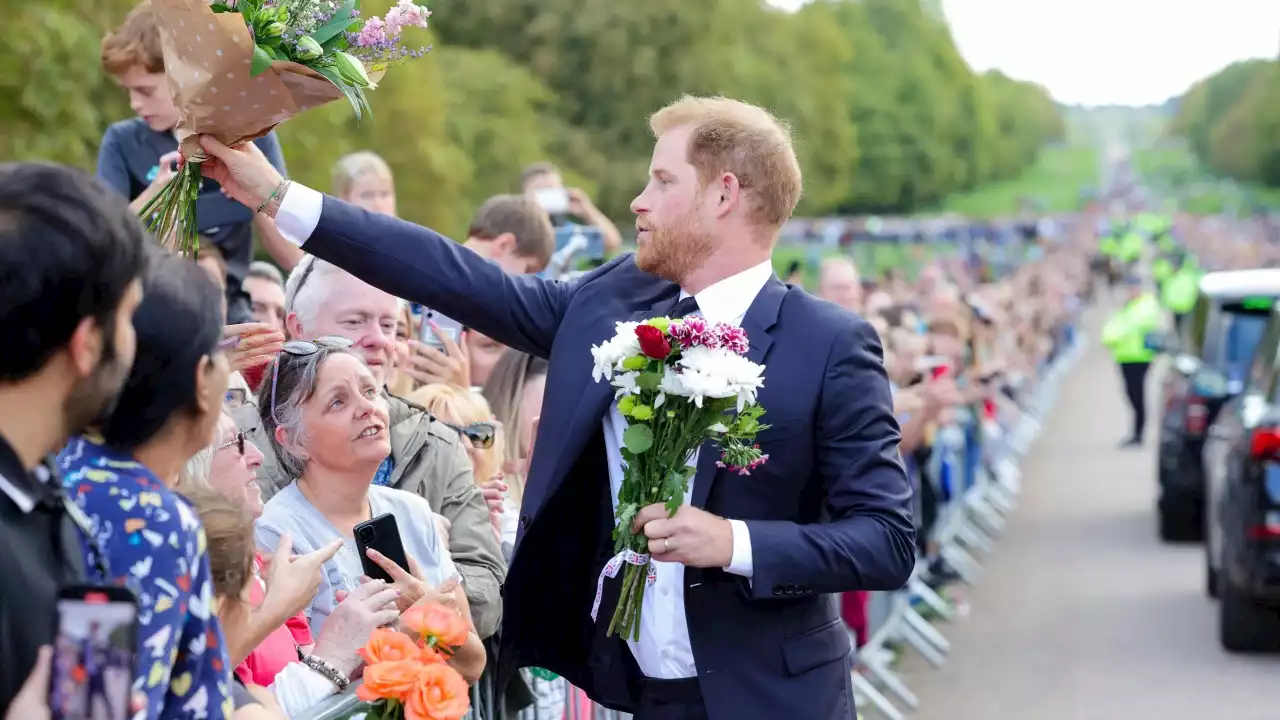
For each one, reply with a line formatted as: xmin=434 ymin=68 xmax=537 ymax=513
xmin=671 ymin=296 xmax=700 ymax=319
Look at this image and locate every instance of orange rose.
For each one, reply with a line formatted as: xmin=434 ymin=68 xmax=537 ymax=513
xmin=402 ymin=602 xmax=469 ymax=649
xmin=358 ymin=628 xmax=424 ymax=666
xmin=419 ymin=645 xmax=447 ymax=665
xmin=403 ymin=664 xmax=471 ymax=720
xmin=356 ymin=660 xmax=424 ymax=703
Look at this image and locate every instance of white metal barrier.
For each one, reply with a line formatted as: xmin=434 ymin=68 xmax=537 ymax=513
xmin=850 ymin=331 xmax=1089 ymax=720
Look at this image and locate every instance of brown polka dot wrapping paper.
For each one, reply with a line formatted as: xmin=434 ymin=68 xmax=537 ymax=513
xmin=152 ymin=0 xmax=345 ymax=158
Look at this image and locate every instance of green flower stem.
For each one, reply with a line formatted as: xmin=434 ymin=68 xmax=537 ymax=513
xmin=140 ymin=162 xmax=203 ymax=258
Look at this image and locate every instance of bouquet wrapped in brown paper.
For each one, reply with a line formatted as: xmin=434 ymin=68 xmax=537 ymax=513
xmin=141 ymin=0 xmax=433 ymax=255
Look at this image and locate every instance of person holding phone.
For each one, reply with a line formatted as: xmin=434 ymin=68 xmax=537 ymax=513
xmin=0 ymin=164 xmax=148 ymax=715
xmin=253 ymin=343 xmax=487 ymax=684
xmin=521 ymin=162 xmax=622 ymax=262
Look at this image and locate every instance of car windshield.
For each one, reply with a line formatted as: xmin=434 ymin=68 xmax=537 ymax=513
xmin=1218 ymin=310 xmax=1270 ymax=384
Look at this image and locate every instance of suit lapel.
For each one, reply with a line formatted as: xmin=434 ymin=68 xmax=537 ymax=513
xmin=691 ymin=275 xmax=787 ymax=509
xmin=541 ymin=288 xmax=682 ymax=505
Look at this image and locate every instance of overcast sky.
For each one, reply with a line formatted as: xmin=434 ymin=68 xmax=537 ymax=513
xmin=766 ymin=0 xmax=1280 ymax=106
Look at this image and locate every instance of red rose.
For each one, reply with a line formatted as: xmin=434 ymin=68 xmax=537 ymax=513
xmin=635 ymin=324 xmax=672 ymax=359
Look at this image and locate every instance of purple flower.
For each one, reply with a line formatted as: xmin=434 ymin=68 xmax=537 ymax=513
xmin=669 ymin=316 xmax=717 ymax=349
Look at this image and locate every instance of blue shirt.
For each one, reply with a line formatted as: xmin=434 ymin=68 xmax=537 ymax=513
xmin=58 ymin=435 xmax=233 ymax=720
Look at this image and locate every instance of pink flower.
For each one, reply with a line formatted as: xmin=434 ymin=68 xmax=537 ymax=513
xmin=715 ymin=324 xmax=749 ymax=355
xmin=384 ymin=0 xmax=430 ymax=35
xmin=354 ymin=16 xmax=388 ymax=47
xmin=669 ymin=317 xmax=717 ymax=350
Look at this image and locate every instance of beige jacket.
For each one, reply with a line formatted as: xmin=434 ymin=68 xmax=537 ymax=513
xmin=232 ymin=392 xmax=506 ymax=638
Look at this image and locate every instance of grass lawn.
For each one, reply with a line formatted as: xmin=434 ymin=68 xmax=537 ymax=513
xmin=937 ymin=146 xmax=1100 ymax=217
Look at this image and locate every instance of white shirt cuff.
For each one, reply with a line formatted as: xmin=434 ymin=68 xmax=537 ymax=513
xmin=724 ymin=519 xmax=753 ymax=578
xmin=274 ymin=183 xmax=324 ymax=247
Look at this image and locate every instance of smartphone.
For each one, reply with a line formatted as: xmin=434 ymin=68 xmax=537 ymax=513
xmin=354 ymin=513 xmax=411 ymax=584
xmin=419 ymin=308 xmax=463 ymax=351
xmin=49 ymin=586 xmax=139 ymax=720
xmin=532 ymin=187 xmax=570 ymax=215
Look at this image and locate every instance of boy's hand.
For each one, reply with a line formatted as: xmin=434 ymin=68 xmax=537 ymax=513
xmin=148 ymin=151 xmax=182 ymax=190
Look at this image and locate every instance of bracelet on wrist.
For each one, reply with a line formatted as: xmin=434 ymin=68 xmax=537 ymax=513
xmin=256 ymin=177 xmax=291 ymax=216
xmin=298 ymin=651 xmax=350 ymax=692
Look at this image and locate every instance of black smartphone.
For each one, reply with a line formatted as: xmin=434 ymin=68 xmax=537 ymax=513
xmin=354 ymin=513 xmax=411 ymax=584
xmin=49 ymin=586 xmax=139 ymax=720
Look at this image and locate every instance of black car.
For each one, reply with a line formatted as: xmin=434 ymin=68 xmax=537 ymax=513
xmin=1202 ymin=303 xmax=1280 ymax=652
xmin=1156 ymin=270 xmax=1280 ymax=542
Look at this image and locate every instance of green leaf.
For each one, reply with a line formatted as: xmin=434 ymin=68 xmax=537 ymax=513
xmin=209 ymin=2 xmax=234 ymax=13
xmin=636 ymin=372 xmax=662 ymax=392
xmin=622 ymin=424 xmax=654 ymax=454
xmin=310 ymin=0 xmax=358 ymax=45
xmin=250 ymin=45 xmax=273 ymax=77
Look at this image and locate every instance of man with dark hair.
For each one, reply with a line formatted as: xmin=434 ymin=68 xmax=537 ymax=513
xmin=463 ymin=194 xmax=557 ymax=275
xmin=0 ymin=162 xmax=147 ymax=712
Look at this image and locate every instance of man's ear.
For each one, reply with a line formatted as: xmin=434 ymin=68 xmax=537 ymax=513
xmin=493 ymin=232 xmax=517 ymax=256
xmin=714 ymin=172 xmax=742 ymax=219
xmin=66 ymin=317 xmax=105 ymax=379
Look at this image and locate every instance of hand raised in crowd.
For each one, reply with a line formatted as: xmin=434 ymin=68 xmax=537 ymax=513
xmin=404 ymin=322 xmax=471 ymax=388
xmin=262 ymin=534 xmax=343 ymax=625
xmin=362 ymin=549 xmax=431 ymax=613
xmin=479 ymin=475 xmax=507 ymax=537
xmin=149 ymin=151 xmax=182 ymax=192
xmin=923 ymin=377 xmax=964 ymax=413
xmin=313 ymin=580 xmax=402 ymax=677
xmin=221 ymin=322 xmax=285 ymax=371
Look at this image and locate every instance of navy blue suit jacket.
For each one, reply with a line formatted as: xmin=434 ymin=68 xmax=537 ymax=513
xmin=302 ymin=196 xmax=916 ymax=719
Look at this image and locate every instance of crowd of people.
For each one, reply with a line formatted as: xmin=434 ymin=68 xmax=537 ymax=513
xmin=0 ymin=3 xmax=1108 ymax=720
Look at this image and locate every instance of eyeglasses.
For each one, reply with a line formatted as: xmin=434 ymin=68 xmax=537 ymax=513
xmin=218 ymin=430 xmax=248 ymax=457
xmin=224 ymin=388 xmax=249 ymax=409
xmin=270 ymin=336 xmax=356 ymax=425
xmin=444 ymin=421 xmax=497 ymax=450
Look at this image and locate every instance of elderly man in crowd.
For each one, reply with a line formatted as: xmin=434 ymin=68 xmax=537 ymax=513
xmin=232 ymin=256 xmax=506 ymax=638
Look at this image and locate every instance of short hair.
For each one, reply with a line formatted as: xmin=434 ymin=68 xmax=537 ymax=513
xmin=182 ymin=484 xmax=256 ymax=602
xmin=649 ymin=95 xmax=802 ymax=227
xmin=102 ymin=251 xmax=225 ymax=450
xmin=247 ymin=260 xmax=284 ymax=287
xmin=197 ymin=236 xmax=227 ymax=274
xmin=101 ymin=1 xmax=164 ymax=76
xmin=468 ymin=194 xmax=556 ymax=270
xmin=283 ymin=255 xmax=351 ymax=332
xmin=519 ymin=162 xmax=560 ymax=188
xmin=257 ymin=343 xmax=357 ymax=477
xmin=0 ymin=163 xmax=148 ymax=381
xmin=332 ymin=151 xmax=393 ymax=198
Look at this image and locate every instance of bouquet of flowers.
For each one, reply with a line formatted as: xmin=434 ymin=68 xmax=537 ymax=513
xmin=346 ymin=603 xmax=471 ymax=720
xmin=141 ymin=0 xmax=433 ymax=255
xmin=589 ymin=316 xmax=770 ymax=640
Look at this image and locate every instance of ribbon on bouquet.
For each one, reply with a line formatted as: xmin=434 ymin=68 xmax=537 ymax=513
xmin=589 ymin=550 xmax=658 ymax=622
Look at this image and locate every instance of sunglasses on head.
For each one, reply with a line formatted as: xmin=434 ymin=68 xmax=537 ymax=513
xmin=270 ymin=336 xmax=357 ymax=425
xmin=445 ymin=421 xmax=497 ymax=450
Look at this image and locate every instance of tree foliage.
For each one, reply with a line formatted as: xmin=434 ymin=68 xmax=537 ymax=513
xmin=3 ymin=0 xmax=1064 ymax=235
xmin=1172 ymin=59 xmax=1280 ymax=188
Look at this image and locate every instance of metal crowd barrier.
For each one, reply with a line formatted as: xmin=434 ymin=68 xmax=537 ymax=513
xmin=298 ymin=326 xmax=1087 ymax=720
xmin=849 ymin=325 xmax=1089 ymax=720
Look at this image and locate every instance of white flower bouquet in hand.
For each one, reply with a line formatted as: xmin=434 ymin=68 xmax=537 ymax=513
xmin=589 ymin=316 xmax=770 ymax=640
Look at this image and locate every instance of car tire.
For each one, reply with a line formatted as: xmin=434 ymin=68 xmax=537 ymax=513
xmin=1157 ymin=496 xmax=1203 ymax=543
xmin=1218 ymin=577 xmax=1280 ymax=652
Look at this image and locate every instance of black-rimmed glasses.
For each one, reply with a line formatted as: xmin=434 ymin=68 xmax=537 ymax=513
xmin=445 ymin=421 xmax=497 ymax=449
xmin=269 ymin=336 xmax=356 ymax=425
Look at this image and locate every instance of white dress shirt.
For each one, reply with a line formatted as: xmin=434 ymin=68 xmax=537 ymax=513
xmin=272 ymin=185 xmax=772 ymax=679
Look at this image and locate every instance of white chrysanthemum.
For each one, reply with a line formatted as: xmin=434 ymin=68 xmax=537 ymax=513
xmin=591 ymin=321 xmax=641 ymax=382
xmin=671 ymin=346 xmax=766 ymax=410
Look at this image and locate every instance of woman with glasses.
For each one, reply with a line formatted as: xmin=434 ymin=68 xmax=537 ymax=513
xmin=180 ymin=417 xmax=403 ymax=715
xmin=57 ymin=251 xmax=234 ymax=720
xmin=253 ymin=340 xmax=487 ymax=684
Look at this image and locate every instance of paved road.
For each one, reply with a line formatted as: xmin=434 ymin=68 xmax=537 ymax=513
xmin=902 ymin=318 xmax=1280 ymax=720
